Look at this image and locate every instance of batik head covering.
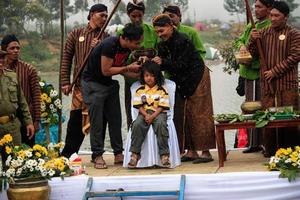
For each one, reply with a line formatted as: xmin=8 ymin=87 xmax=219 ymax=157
xmin=272 ymin=1 xmax=289 ymax=15
xmin=87 ymin=4 xmax=108 ymax=20
xmin=152 ymin=14 xmax=173 ymax=27
xmin=162 ymin=4 xmax=181 ymax=17
xmin=1 ymin=34 xmax=19 ymax=51
xmin=127 ymin=0 xmax=145 ymax=14
xmin=257 ymin=0 xmax=274 ymax=8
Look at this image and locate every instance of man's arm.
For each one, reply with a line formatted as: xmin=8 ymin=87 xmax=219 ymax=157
xmin=61 ymin=30 xmax=76 ymax=94
xmin=101 ymin=56 xmax=141 ymax=76
xmin=28 ymin=65 xmax=41 ymax=131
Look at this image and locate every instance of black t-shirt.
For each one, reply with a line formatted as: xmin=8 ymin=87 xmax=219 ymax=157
xmin=82 ymin=36 xmax=130 ymax=85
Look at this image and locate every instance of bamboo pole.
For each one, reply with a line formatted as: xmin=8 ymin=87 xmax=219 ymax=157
xmin=58 ymin=0 xmax=64 ymax=142
xmin=244 ymin=0 xmax=274 ymax=94
xmin=67 ymin=0 xmax=122 ymax=94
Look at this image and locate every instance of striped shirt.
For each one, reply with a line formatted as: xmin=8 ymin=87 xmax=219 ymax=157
xmin=248 ymin=25 xmax=300 ymax=93
xmin=61 ymin=24 xmax=107 ymax=87
xmin=133 ymin=84 xmax=170 ymax=112
xmin=8 ymin=60 xmax=41 ymax=122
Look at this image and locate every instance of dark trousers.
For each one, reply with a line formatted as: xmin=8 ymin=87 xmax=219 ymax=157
xmin=21 ymin=125 xmax=35 ymax=147
xmin=130 ymin=111 xmax=169 ymax=156
xmin=61 ymin=109 xmax=85 ymax=158
xmin=82 ymin=80 xmax=123 ymax=160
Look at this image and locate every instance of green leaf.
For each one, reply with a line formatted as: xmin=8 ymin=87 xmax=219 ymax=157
xmin=256 ymin=120 xmax=269 ymax=128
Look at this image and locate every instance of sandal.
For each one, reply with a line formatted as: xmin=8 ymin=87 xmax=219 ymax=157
xmin=128 ymin=153 xmax=140 ymax=169
xmin=192 ymin=156 xmax=214 ymax=164
xmin=161 ymin=155 xmax=171 ymax=168
xmin=114 ymin=153 xmax=124 ymax=165
xmin=94 ymin=156 xmax=107 ymax=169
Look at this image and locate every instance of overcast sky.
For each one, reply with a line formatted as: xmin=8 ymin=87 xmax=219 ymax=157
xmin=68 ymin=0 xmax=300 ymax=24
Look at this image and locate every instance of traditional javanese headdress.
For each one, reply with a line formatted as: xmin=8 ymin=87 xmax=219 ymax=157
xmin=1 ymin=34 xmax=19 ymax=51
xmin=162 ymin=4 xmax=181 ymax=17
xmin=272 ymin=1 xmax=290 ymax=16
xmin=152 ymin=14 xmax=173 ymax=27
xmin=257 ymin=0 xmax=274 ymax=8
xmin=127 ymin=0 xmax=145 ymax=14
xmin=87 ymin=4 xmax=108 ymax=20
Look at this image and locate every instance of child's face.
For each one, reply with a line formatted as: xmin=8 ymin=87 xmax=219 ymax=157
xmin=144 ymin=71 xmax=156 ymax=88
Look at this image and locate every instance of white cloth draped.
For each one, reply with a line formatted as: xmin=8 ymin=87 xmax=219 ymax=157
xmin=123 ymin=79 xmax=181 ymax=168
xmin=2 ymin=172 xmax=299 ymax=200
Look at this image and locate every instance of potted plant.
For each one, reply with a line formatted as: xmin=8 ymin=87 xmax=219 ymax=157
xmin=268 ymin=146 xmax=300 ymax=182
xmin=0 ymin=134 xmax=72 ymax=200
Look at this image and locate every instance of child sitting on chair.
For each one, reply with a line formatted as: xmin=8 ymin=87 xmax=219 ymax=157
xmin=128 ymin=61 xmax=170 ymax=168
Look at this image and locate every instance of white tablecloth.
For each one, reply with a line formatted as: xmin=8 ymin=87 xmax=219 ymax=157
xmin=1 ymin=172 xmax=300 ymax=200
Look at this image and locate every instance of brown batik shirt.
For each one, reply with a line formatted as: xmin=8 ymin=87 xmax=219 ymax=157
xmin=8 ymin=60 xmax=41 ymax=122
xmin=61 ymin=24 xmax=107 ymax=110
xmin=248 ymin=25 xmax=300 ymax=95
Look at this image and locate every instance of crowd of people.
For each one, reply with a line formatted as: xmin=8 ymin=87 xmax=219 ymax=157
xmin=0 ymin=0 xmax=299 ymax=170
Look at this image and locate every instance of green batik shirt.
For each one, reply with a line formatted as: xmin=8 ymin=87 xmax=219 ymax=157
xmin=120 ymin=23 xmax=159 ymax=85
xmin=235 ymin=19 xmax=271 ymax=80
xmin=177 ymin=24 xmax=206 ymax=60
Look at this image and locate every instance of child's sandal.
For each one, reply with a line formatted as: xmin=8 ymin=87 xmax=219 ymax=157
xmin=161 ymin=155 xmax=171 ymax=168
xmin=128 ymin=153 xmax=140 ymax=169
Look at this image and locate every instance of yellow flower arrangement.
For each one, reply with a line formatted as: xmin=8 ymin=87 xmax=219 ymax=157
xmin=39 ymin=80 xmax=62 ymax=125
xmin=268 ymin=146 xmax=300 ymax=181
xmin=0 ymin=134 xmax=72 ymax=190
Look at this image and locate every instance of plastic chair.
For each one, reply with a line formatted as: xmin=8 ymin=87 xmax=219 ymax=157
xmin=123 ymin=79 xmax=181 ymax=168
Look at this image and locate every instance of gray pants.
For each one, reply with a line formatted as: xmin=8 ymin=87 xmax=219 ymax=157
xmin=130 ymin=111 xmax=169 ymax=156
xmin=81 ymin=80 xmax=123 ymax=160
xmin=245 ymin=79 xmax=262 ymax=148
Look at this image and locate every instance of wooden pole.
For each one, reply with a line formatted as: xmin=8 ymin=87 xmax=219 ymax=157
xmin=58 ymin=0 xmax=64 ymax=142
xmin=244 ymin=0 xmax=274 ymax=94
xmin=67 ymin=0 xmax=122 ymax=94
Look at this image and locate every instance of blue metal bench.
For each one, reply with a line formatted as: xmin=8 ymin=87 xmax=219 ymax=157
xmin=82 ymin=175 xmax=186 ymax=200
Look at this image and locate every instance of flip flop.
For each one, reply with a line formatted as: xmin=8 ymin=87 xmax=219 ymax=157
xmin=181 ymin=155 xmax=197 ymax=162
xmin=94 ymin=156 xmax=108 ymax=169
xmin=192 ymin=157 xmax=214 ymax=164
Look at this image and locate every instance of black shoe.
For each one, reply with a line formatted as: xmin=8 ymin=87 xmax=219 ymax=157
xmin=242 ymin=146 xmax=263 ymax=153
xmin=181 ymin=156 xmax=197 ymax=162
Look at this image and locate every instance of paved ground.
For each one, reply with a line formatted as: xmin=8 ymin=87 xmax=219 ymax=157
xmin=80 ymin=150 xmax=269 ymax=177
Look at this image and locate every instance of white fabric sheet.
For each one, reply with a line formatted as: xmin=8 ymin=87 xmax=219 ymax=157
xmin=123 ymin=79 xmax=181 ymax=168
xmin=1 ymin=172 xmax=300 ymax=200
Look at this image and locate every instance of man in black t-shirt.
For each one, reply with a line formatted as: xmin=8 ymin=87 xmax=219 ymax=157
xmin=82 ymin=23 xmax=143 ymax=169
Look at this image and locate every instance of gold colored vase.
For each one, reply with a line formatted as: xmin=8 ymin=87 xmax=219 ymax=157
xmin=241 ymin=101 xmax=263 ymax=114
xmin=7 ymin=178 xmax=50 ymax=200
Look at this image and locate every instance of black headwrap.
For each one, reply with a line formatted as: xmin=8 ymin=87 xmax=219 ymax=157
xmin=272 ymin=1 xmax=290 ymax=15
xmin=127 ymin=0 xmax=145 ymax=14
xmin=162 ymin=5 xmax=181 ymax=17
xmin=152 ymin=14 xmax=173 ymax=27
xmin=87 ymin=4 xmax=108 ymax=20
xmin=257 ymin=0 xmax=274 ymax=8
xmin=1 ymin=34 xmax=19 ymax=51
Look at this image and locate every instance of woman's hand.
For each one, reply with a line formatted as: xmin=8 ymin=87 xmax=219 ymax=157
xmin=152 ymin=56 xmax=162 ymax=65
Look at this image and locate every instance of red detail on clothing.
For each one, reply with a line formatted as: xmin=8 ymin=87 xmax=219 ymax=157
xmin=113 ymin=53 xmax=129 ymax=66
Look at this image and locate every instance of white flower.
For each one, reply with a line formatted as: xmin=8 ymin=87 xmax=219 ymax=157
xmin=5 ymin=155 xmax=12 ymax=166
xmin=39 ymin=82 xmax=45 ymax=87
xmin=25 ymin=150 xmax=32 ymax=158
xmin=50 ymin=90 xmax=58 ymax=98
xmin=274 ymin=158 xmax=280 ymax=163
xmin=54 ymin=99 xmax=61 ymax=106
xmin=49 ymin=104 xmax=54 ymax=109
xmin=48 ymin=169 xmax=55 ymax=176
xmin=285 ymin=158 xmax=291 ymax=163
xmin=51 ymin=108 xmax=57 ymax=113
